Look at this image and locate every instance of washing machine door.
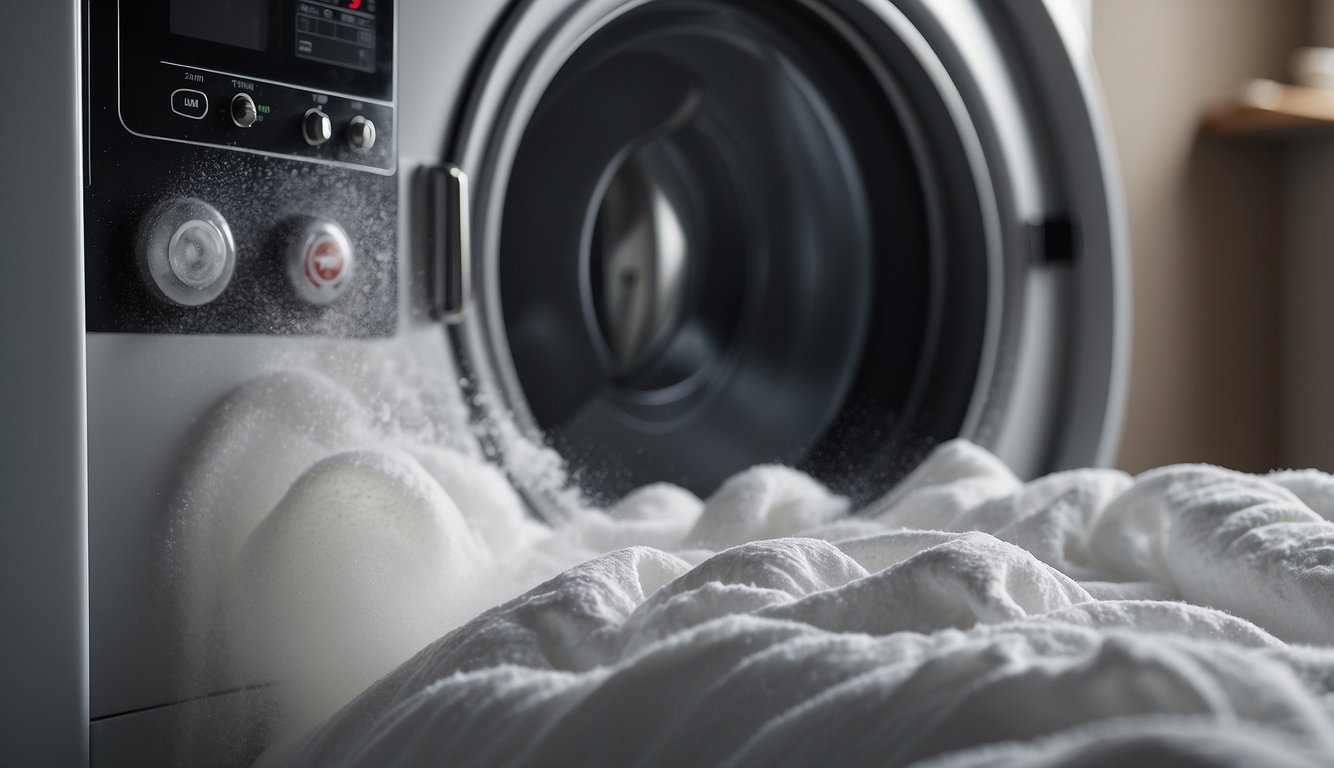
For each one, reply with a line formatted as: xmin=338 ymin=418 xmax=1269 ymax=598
xmin=439 ymin=0 xmax=1127 ymax=509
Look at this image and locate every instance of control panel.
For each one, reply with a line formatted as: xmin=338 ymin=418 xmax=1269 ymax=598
xmin=120 ymin=61 xmax=394 ymax=174
xmin=84 ymin=0 xmax=397 ymax=337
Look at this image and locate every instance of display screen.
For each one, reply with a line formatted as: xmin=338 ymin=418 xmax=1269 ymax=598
xmin=170 ymin=0 xmax=270 ymax=52
xmin=295 ymin=0 xmax=377 ymax=73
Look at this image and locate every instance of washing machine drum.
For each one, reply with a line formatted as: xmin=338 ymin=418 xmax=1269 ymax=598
xmin=447 ymin=0 xmax=1126 ymax=506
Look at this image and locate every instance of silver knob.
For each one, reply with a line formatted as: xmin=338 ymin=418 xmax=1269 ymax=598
xmin=230 ymin=93 xmax=257 ymax=128
xmin=346 ymin=115 xmax=376 ymax=153
xmin=286 ymin=218 xmax=355 ymax=305
xmin=302 ymin=108 xmax=332 ymax=146
xmin=137 ymin=197 xmax=236 ymax=306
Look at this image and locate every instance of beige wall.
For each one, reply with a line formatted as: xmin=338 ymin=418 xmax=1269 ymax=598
xmin=1093 ymin=0 xmax=1303 ymax=473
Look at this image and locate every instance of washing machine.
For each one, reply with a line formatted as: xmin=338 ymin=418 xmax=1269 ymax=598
xmin=1 ymin=0 xmax=1126 ymax=763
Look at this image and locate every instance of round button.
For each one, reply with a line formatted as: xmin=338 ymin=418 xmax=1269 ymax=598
xmin=230 ymin=93 xmax=257 ymax=128
xmin=346 ymin=115 xmax=376 ymax=153
xmin=303 ymin=108 xmax=332 ymax=146
xmin=286 ymin=219 xmax=355 ymax=305
xmin=168 ymin=220 xmax=228 ymax=287
xmin=137 ymin=198 xmax=236 ymax=306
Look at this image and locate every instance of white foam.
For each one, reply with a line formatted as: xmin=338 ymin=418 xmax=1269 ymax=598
xmin=224 ymin=449 xmax=490 ymax=733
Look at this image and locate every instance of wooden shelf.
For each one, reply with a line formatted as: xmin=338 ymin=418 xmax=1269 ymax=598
xmin=1204 ymin=80 xmax=1334 ymax=137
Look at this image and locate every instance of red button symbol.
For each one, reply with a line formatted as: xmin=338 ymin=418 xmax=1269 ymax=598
xmin=305 ymin=236 xmax=345 ymax=288
xmin=288 ymin=220 xmax=354 ymax=305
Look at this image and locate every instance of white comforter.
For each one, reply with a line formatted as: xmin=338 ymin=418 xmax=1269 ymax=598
xmin=251 ymin=439 xmax=1334 ymax=767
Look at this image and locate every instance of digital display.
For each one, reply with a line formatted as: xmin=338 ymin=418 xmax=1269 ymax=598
xmin=296 ymin=1 xmax=377 ymax=73
xmin=170 ymin=0 xmax=270 ymax=52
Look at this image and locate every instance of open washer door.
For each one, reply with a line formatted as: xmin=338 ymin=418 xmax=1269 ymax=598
xmin=437 ymin=0 xmax=1127 ymax=510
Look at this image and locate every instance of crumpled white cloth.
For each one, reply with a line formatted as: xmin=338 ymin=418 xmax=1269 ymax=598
xmin=243 ymin=438 xmax=1334 ymax=767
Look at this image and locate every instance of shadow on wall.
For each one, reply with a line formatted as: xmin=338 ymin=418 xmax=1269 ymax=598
xmin=1174 ymin=137 xmax=1283 ymax=472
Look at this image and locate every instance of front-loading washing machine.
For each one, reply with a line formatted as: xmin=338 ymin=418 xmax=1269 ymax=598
xmin=1 ymin=0 xmax=1126 ymax=763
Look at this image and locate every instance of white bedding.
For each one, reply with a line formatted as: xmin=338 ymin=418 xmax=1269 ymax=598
xmin=238 ymin=432 xmax=1334 ymax=767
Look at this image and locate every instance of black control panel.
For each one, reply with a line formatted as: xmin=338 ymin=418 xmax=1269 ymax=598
xmin=122 ymin=61 xmax=395 ymax=173
xmin=84 ymin=0 xmax=398 ymax=337
xmin=118 ymin=0 xmax=395 ymax=173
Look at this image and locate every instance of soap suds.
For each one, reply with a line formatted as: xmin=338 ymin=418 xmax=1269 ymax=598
xmin=224 ymin=449 xmax=490 ymax=733
xmin=173 ymin=366 xmax=1334 ymax=766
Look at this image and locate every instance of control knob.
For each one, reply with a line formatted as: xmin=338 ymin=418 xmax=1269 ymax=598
xmin=286 ymin=218 xmax=355 ymax=305
xmin=346 ymin=115 xmax=376 ymax=153
xmin=230 ymin=93 xmax=257 ymax=128
xmin=302 ymin=108 xmax=332 ymax=146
